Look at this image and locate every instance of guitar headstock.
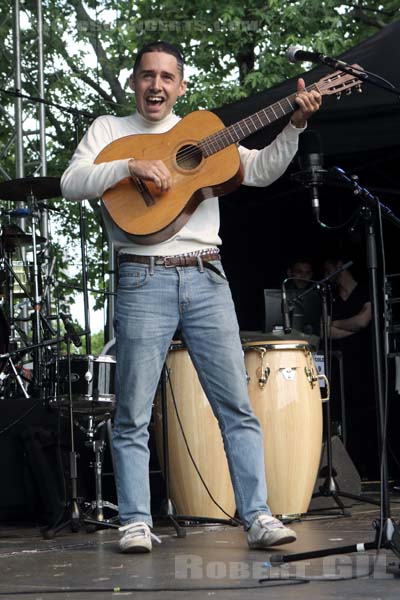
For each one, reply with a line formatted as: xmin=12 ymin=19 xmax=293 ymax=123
xmin=315 ymin=64 xmax=363 ymax=98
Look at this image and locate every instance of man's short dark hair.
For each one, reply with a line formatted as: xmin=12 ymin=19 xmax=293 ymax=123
xmin=133 ymin=41 xmax=184 ymax=78
xmin=288 ymin=257 xmax=313 ymax=270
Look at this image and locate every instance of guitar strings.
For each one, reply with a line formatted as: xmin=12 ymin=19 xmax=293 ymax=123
xmin=142 ymin=76 xmax=358 ymax=166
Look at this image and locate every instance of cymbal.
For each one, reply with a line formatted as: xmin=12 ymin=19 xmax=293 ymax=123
xmin=1 ymin=224 xmax=46 ymax=250
xmin=0 ymin=176 xmax=61 ymax=202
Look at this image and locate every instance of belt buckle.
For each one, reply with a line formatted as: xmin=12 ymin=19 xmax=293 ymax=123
xmin=163 ymin=256 xmax=177 ymax=268
xmin=154 ymin=257 xmax=167 ymax=267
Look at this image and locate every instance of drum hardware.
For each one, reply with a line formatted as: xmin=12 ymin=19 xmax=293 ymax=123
xmin=47 ymin=354 xmax=116 ymax=414
xmin=258 ymin=365 xmax=270 ymax=387
xmin=243 ymin=345 xmax=271 ymax=388
xmin=305 ymin=365 xmax=331 ymax=399
xmin=42 ymin=337 xmax=119 ymax=539
xmin=0 ymin=176 xmax=61 ymax=203
xmin=0 ymin=351 xmax=30 ymax=399
xmin=0 ymin=201 xmax=48 ymax=392
xmin=0 ymin=176 xmax=63 ymax=398
xmin=0 ymin=336 xmax=64 ymax=400
xmin=304 ymin=365 xmax=316 ymax=386
xmin=0 ymin=250 xmax=57 ymax=397
xmin=1 ymin=223 xmax=47 ymax=252
xmin=77 ymin=414 xmax=118 ymax=525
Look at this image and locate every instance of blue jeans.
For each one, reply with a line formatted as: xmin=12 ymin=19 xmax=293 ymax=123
xmin=112 ymin=259 xmax=271 ymax=529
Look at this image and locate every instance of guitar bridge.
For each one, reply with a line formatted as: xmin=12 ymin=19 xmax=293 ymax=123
xmin=133 ymin=176 xmax=155 ymax=206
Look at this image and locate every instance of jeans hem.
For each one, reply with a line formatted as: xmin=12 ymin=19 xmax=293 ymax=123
xmin=245 ymin=509 xmax=273 ymax=531
xmin=120 ymin=517 xmax=153 ymax=528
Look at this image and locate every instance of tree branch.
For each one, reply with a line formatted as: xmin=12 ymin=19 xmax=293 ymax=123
xmin=57 ymin=45 xmax=115 ymax=106
xmin=351 ymin=6 xmax=387 ymax=29
xmin=68 ymin=0 xmax=127 ymax=108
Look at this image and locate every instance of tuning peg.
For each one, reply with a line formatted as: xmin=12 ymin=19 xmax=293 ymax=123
xmin=336 ymin=92 xmax=342 ymax=100
xmin=357 ymin=85 xmax=363 ymax=93
xmin=346 ymin=89 xmax=352 ymax=95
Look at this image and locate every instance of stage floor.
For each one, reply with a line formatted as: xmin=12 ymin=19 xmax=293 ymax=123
xmin=1 ymin=494 xmax=400 ymax=600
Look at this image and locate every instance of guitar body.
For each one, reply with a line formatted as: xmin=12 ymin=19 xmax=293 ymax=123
xmin=95 ymin=110 xmax=243 ymax=244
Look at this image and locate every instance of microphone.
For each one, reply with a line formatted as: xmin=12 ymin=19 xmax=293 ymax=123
xmin=281 ymin=282 xmax=292 ymax=334
xmin=292 ymin=130 xmax=326 ymax=221
xmin=60 ymin=312 xmax=82 ymax=348
xmin=285 ymin=45 xmax=349 ymax=69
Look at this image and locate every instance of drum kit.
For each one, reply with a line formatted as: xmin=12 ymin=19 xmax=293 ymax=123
xmin=0 ymin=176 xmax=118 ymax=533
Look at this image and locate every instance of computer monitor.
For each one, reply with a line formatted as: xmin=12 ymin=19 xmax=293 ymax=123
xmin=264 ymin=288 xmax=321 ymax=335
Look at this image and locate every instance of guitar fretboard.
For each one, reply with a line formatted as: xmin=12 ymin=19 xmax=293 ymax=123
xmin=200 ymin=83 xmax=319 ymax=157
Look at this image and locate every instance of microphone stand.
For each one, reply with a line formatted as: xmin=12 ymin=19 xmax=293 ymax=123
xmin=270 ymin=170 xmax=400 ymax=568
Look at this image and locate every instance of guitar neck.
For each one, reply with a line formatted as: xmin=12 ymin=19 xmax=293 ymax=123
xmin=200 ymin=83 xmax=319 ymax=157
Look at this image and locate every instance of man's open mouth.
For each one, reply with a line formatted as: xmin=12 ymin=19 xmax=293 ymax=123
xmin=146 ymin=96 xmax=164 ymax=105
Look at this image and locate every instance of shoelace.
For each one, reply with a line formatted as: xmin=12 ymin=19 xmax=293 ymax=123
xmin=119 ymin=521 xmax=162 ymax=544
xmin=257 ymin=515 xmax=284 ymax=530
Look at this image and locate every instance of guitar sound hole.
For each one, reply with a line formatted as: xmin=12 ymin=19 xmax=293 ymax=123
xmin=176 ymin=144 xmax=203 ymax=171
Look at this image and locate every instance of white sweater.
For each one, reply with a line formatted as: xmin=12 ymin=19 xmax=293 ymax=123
xmin=61 ymin=110 xmax=303 ymax=256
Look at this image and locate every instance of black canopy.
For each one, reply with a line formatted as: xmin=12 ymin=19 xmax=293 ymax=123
xmin=212 ymin=21 xmax=400 ymax=331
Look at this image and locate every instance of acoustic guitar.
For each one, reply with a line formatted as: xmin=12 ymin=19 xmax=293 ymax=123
xmin=95 ymin=66 xmax=362 ymax=244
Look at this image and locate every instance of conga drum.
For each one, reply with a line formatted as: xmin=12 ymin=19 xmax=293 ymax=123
xmin=243 ymin=340 xmax=324 ymax=516
xmin=154 ymin=343 xmax=236 ymax=519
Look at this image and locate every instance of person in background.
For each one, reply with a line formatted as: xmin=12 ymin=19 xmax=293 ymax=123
xmin=284 ymin=258 xmax=320 ymax=335
xmin=323 ymin=256 xmax=377 ymax=478
xmin=285 ymin=258 xmax=314 ymax=290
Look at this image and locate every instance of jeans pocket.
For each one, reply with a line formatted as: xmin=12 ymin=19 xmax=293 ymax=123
xmin=204 ymin=260 xmax=228 ymax=285
xmin=118 ymin=263 xmax=150 ymax=289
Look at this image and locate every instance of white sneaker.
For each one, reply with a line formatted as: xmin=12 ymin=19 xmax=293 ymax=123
xmin=247 ymin=514 xmax=297 ymax=549
xmin=118 ymin=522 xmax=161 ymax=553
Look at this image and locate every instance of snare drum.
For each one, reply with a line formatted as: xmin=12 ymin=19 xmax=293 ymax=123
xmin=154 ymin=343 xmax=235 ymax=519
xmin=243 ymin=340 xmax=323 ymax=516
xmin=51 ymin=355 xmax=116 ymax=414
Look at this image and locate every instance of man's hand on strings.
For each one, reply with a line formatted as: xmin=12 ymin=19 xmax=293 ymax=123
xmin=129 ymin=158 xmax=172 ymax=192
xmin=291 ymin=78 xmax=322 ymax=128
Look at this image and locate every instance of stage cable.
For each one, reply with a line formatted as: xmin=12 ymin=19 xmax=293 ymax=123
xmin=166 ymin=366 xmax=241 ymax=525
